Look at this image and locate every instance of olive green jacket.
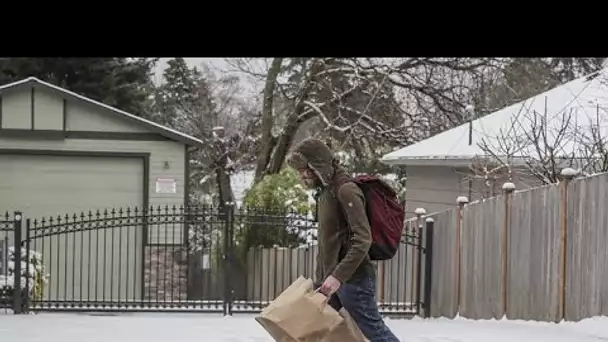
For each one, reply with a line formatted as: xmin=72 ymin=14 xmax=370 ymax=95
xmin=287 ymin=138 xmax=374 ymax=284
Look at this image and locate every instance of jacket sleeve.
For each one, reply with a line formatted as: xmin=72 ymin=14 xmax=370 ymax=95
xmin=314 ymin=252 xmax=323 ymax=286
xmin=331 ymin=182 xmax=372 ymax=283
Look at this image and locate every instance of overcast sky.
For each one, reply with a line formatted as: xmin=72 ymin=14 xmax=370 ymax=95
xmin=154 ymin=58 xmax=262 ymax=100
xmin=154 ymin=58 xmax=228 ymax=79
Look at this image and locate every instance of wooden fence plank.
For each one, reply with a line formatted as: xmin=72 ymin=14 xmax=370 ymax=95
xmin=429 ymin=208 xmax=459 ymax=318
xmin=566 ymin=172 xmax=608 ymax=321
xmin=507 ymin=185 xmax=561 ymax=321
xmin=460 ymin=198 xmax=504 ymax=319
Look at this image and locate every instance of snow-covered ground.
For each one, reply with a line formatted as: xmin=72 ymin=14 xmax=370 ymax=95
xmin=1 ymin=312 xmax=608 ymax=341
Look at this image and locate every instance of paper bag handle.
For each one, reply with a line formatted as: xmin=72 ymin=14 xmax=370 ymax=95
xmin=310 ymin=291 xmax=331 ymax=308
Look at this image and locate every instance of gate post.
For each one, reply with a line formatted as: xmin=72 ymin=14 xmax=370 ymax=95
xmin=414 ymin=207 xmax=426 ymax=315
xmin=501 ymin=182 xmax=515 ymax=318
xmin=24 ymin=218 xmax=31 ymax=313
xmin=12 ymin=211 xmax=23 ymax=314
xmin=456 ymin=196 xmax=469 ymax=312
xmin=423 ymin=217 xmax=435 ymax=318
xmin=559 ymin=168 xmax=577 ymax=321
xmin=223 ymin=202 xmax=235 ymax=316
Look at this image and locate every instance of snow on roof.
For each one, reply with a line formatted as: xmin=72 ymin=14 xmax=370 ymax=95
xmin=0 ymin=77 xmax=204 ymax=147
xmin=382 ymin=68 xmax=608 ymax=166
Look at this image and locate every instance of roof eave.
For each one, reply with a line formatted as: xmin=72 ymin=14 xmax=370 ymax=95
xmin=381 ymin=156 xmax=477 ymax=167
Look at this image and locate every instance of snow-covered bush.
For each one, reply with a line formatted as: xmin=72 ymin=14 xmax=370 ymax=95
xmin=243 ymin=167 xmax=314 ymax=214
xmin=0 ymin=246 xmax=48 ymax=302
xmin=285 ymin=211 xmax=318 ymax=247
xmin=235 ymin=168 xmax=316 ymax=261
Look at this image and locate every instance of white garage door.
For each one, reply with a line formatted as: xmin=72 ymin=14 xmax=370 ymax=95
xmin=0 ymin=154 xmax=145 ymax=304
xmin=0 ymin=154 xmax=144 ymax=219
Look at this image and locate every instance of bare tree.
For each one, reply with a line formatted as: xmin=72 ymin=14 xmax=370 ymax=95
xmin=170 ymin=64 xmax=255 ymax=209
xmin=471 ymin=58 xmax=605 ymax=119
xmin=569 ymin=102 xmax=608 ymax=176
xmin=458 ymin=58 xmax=606 ymax=196
xmin=225 ymin=57 xmax=499 ymax=183
xmin=476 ymin=90 xmax=608 ymax=186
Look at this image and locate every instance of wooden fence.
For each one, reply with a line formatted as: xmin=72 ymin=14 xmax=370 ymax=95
xmin=245 ymin=219 xmax=422 ymax=311
xmin=427 ymin=170 xmax=608 ymax=322
xmin=241 ymin=170 xmax=608 ymax=321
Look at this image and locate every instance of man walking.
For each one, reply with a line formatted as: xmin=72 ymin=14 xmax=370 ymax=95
xmin=287 ymin=138 xmax=400 ymax=342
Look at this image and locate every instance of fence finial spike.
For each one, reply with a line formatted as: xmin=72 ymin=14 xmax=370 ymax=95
xmin=502 ymin=182 xmax=516 ymax=191
xmin=414 ymin=208 xmax=427 ymax=215
xmin=457 ymin=196 xmax=469 ymax=204
xmin=561 ymin=168 xmax=578 ymax=178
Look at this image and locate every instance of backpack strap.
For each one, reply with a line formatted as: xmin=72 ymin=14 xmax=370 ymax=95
xmin=330 ymin=173 xmax=353 ymax=198
xmin=330 ymin=174 xmax=358 ymax=259
xmin=312 ymin=174 xmax=352 ymax=223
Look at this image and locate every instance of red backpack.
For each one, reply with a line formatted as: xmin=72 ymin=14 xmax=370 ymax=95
xmin=329 ymin=174 xmax=406 ymax=261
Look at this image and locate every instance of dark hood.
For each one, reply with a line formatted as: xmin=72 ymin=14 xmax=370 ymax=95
xmin=287 ymin=138 xmax=337 ymax=187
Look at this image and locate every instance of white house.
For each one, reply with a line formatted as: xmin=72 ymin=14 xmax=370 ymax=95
xmin=381 ymin=67 xmax=608 ymax=217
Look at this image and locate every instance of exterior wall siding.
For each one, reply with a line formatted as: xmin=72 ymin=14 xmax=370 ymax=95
xmin=405 ymin=165 xmax=543 ymax=217
xmin=33 ymin=87 xmax=63 ymax=130
xmin=1 ymin=89 xmax=31 ymax=129
xmin=1 ymin=86 xmax=151 ymax=133
xmin=65 ymin=100 xmax=149 ymax=133
xmin=405 ymin=165 xmax=466 ymax=217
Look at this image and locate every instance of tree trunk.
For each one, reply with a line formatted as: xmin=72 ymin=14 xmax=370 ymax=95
xmin=266 ymin=122 xmax=300 ymax=175
xmin=254 ymin=58 xmax=283 ymax=183
xmin=265 ymin=61 xmax=328 ymax=175
xmin=257 ymin=59 xmax=331 ymax=177
xmin=216 ymin=167 xmax=234 ymax=209
xmin=187 ymin=250 xmax=204 ymax=300
xmin=212 ymin=129 xmax=235 ymax=209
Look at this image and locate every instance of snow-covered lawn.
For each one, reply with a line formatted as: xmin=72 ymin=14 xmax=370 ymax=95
xmin=1 ymin=312 xmax=607 ymax=341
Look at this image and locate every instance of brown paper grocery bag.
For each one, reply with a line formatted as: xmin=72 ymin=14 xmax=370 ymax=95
xmin=319 ymin=308 xmax=370 ymax=342
xmin=255 ymin=276 xmax=343 ymax=341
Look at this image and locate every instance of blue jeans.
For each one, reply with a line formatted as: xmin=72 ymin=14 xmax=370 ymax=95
xmin=328 ymin=273 xmax=400 ymax=342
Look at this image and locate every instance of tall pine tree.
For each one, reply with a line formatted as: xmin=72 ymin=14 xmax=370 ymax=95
xmin=152 ymin=58 xmax=206 ymax=126
xmin=153 ymin=58 xmax=233 ymax=208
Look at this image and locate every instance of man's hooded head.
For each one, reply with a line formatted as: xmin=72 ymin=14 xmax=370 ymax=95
xmin=287 ymin=138 xmax=336 ymax=188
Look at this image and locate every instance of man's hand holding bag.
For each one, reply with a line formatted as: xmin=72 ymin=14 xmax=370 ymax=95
xmin=255 ymin=276 xmax=343 ymax=341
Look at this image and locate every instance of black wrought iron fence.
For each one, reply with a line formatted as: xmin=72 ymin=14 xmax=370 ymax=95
xmin=25 ymin=206 xmax=218 ymax=312
xmin=2 ymin=205 xmax=433 ymax=317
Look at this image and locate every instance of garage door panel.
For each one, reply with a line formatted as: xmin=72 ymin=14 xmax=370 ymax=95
xmin=0 ymin=155 xmax=144 ymax=217
xmin=0 ymin=154 xmax=145 ymax=303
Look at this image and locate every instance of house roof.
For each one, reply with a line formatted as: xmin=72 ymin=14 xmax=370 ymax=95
xmin=0 ymin=77 xmax=204 ymax=147
xmin=381 ymin=67 xmax=608 ymax=166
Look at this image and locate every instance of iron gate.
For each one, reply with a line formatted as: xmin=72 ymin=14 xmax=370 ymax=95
xmin=1 ymin=211 xmax=24 ymax=313
xmin=2 ymin=206 xmax=434 ymax=317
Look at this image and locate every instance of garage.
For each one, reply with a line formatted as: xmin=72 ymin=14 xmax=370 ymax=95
xmin=0 ymin=152 xmax=146 ymax=303
xmin=0 ymin=77 xmax=204 ymax=308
